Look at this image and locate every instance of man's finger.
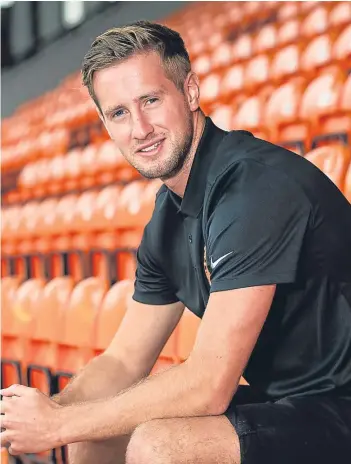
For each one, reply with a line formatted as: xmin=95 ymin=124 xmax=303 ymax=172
xmin=0 ymin=400 xmax=8 ymax=415
xmin=0 ymin=430 xmax=11 ymax=448
xmin=0 ymin=384 xmax=29 ymax=397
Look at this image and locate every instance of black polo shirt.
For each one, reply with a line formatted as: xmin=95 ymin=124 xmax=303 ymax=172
xmin=132 ymin=117 xmax=351 ymax=401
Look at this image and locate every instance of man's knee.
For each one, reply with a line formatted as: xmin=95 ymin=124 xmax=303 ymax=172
xmin=126 ymin=420 xmax=168 ymax=464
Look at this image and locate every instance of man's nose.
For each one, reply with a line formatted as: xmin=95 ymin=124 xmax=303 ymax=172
xmin=131 ymin=112 xmax=154 ymax=140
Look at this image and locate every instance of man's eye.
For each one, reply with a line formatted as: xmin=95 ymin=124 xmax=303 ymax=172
xmin=146 ymin=98 xmax=158 ymax=105
xmin=113 ymin=109 xmax=125 ymax=118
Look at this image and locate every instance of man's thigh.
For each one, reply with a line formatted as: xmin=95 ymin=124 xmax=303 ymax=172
xmin=226 ymin=391 xmax=351 ymax=464
xmin=126 ymin=415 xmax=240 ymax=464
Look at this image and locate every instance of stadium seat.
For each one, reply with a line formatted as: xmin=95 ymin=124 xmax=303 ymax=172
xmin=315 ymin=73 xmax=351 ymax=147
xmin=115 ymin=181 xmax=147 ymax=229
xmin=277 ymin=18 xmax=300 ymax=47
xmin=304 ymin=145 xmax=351 ymax=193
xmin=233 ymin=34 xmax=253 ymax=62
xmin=279 ymin=68 xmax=345 ymax=153
xmin=301 ymin=4 xmax=328 ymax=38
xmin=1 ymin=448 xmax=8 ymax=464
xmin=332 ymin=24 xmax=351 ymax=69
xmin=209 ymin=105 xmax=235 ymax=132
xmin=234 ymin=96 xmax=268 ymax=140
xmin=27 ymin=277 xmax=74 ymax=393
xmin=277 ymin=2 xmax=299 ymax=22
xmin=1 ymin=276 xmax=23 ymax=387
xmin=2 ymin=278 xmax=46 ymax=387
xmin=95 ymin=279 xmax=134 ymax=353
xmin=80 ymin=143 xmax=100 ymax=188
xmin=264 ymin=77 xmax=306 ymax=148
xmin=56 ymin=277 xmax=108 ymax=388
xmin=211 ymin=41 xmax=233 ymax=71
xmin=270 ymin=44 xmax=300 ymax=82
xmin=330 ymin=2 xmax=351 ymax=28
xmin=254 ymin=24 xmax=277 ymax=54
xmin=200 ymin=73 xmax=221 ymax=112
xmin=219 ymin=64 xmax=245 ymax=104
xmin=300 ymin=34 xmax=332 ymax=74
xmin=244 ymin=54 xmax=270 ymax=90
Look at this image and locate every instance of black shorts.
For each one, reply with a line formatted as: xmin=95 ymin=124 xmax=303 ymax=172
xmin=224 ymin=386 xmax=351 ymax=464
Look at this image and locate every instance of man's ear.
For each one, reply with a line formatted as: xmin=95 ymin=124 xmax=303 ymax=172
xmin=184 ymin=72 xmax=201 ymax=112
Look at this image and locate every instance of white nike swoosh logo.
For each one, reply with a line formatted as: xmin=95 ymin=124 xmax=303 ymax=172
xmin=210 ymin=251 xmax=234 ymax=269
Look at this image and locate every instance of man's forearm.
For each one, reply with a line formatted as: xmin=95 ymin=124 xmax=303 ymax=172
xmin=59 ymin=359 xmax=223 ymax=445
xmin=52 ymin=353 xmax=148 ymax=405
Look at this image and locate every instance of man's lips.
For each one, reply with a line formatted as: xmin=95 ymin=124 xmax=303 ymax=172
xmin=135 ymin=138 xmax=165 ymax=153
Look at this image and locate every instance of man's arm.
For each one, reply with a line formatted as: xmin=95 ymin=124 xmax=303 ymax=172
xmin=52 ymin=298 xmax=185 ymax=406
xmin=58 ymin=284 xmax=275 ymax=444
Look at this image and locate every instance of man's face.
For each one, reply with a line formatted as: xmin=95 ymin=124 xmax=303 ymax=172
xmin=93 ymin=51 xmax=196 ymax=180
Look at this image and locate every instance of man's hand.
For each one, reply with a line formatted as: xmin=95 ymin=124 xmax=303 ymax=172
xmin=0 ymin=384 xmax=64 ymax=455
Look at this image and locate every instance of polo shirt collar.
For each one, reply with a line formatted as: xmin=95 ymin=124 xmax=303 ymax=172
xmin=173 ymin=116 xmax=227 ymax=217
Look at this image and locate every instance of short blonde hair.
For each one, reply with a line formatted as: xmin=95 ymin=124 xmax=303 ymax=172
xmin=81 ymin=20 xmax=191 ymax=114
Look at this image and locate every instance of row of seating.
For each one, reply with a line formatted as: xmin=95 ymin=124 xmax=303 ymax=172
xmin=196 ymin=25 xmax=350 ymax=84
xmin=1 ymin=276 xmax=200 ymax=393
xmin=2 ymin=2 xmax=350 ymax=149
xmin=2 ymin=179 xmax=160 ymax=240
xmin=209 ymin=70 xmax=351 ymax=154
xmin=2 ymin=66 xmax=350 ymax=204
xmin=171 ymin=2 xmax=351 ymax=59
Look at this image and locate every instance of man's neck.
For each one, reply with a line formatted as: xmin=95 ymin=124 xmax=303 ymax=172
xmin=163 ymin=111 xmax=206 ymax=198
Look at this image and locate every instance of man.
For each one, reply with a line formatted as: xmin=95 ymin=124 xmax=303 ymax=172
xmin=1 ymin=20 xmax=351 ymax=464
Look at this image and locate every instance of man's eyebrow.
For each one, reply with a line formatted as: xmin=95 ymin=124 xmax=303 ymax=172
xmin=103 ymin=88 xmax=166 ymax=117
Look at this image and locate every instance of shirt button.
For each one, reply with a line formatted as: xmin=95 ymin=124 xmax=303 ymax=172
xmin=188 ymin=234 xmax=193 ymax=243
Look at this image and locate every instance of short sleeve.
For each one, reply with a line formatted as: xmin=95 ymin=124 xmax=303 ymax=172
xmin=206 ymin=160 xmax=312 ymax=293
xmin=132 ymin=226 xmax=179 ymax=305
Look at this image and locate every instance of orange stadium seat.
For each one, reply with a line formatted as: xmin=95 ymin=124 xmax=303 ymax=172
xmin=211 ymin=41 xmax=234 ymax=72
xmin=300 ymin=4 xmax=329 ymax=38
xmin=254 ymin=24 xmax=277 ymax=54
xmin=26 ymin=277 xmax=74 ymax=393
xmin=264 ymin=77 xmax=306 ymax=148
xmin=209 ymin=105 xmax=235 ymax=132
xmin=56 ymin=277 xmax=108 ymax=389
xmin=233 ymin=34 xmax=253 ymax=62
xmin=80 ymin=143 xmax=100 ymax=189
xmin=277 ymin=2 xmax=299 ymax=22
xmin=304 ymin=145 xmax=351 ymax=193
xmin=95 ymin=279 xmax=134 ymax=354
xmin=279 ymin=68 xmax=345 ymax=153
xmin=2 ymin=278 xmax=46 ymax=387
xmin=332 ymin=24 xmax=351 ymax=69
xmin=300 ymin=34 xmax=333 ymax=75
xmin=219 ymin=64 xmax=245 ymax=104
xmin=315 ymin=73 xmax=351 ymax=147
xmin=330 ymin=2 xmax=351 ymax=29
xmin=270 ymin=44 xmax=300 ymax=83
xmin=234 ymin=96 xmax=268 ymax=140
xmin=277 ymin=19 xmax=299 ymax=46
xmin=244 ymin=54 xmax=270 ymax=91
xmin=200 ymin=73 xmax=221 ymax=113
xmin=1 ymin=276 xmax=23 ymax=387
xmin=1 ymin=448 xmax=9 ymax=464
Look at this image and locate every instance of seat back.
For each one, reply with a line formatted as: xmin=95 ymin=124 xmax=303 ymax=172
xmin=304 ymin=145 xmax=351 ymax=192
xmin=333 ymin=24 xmax=351 ymax=62
xmin=270 ymin=44 xmax=300 ymax=81
xmin=300 ymin=35 xmax=332 ymax=72
xmin=95 ymin=280 xmax=134 ymax=352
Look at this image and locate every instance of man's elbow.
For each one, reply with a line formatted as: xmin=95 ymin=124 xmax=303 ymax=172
xmin=203 ymin=378 xmax=238 ymax=417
